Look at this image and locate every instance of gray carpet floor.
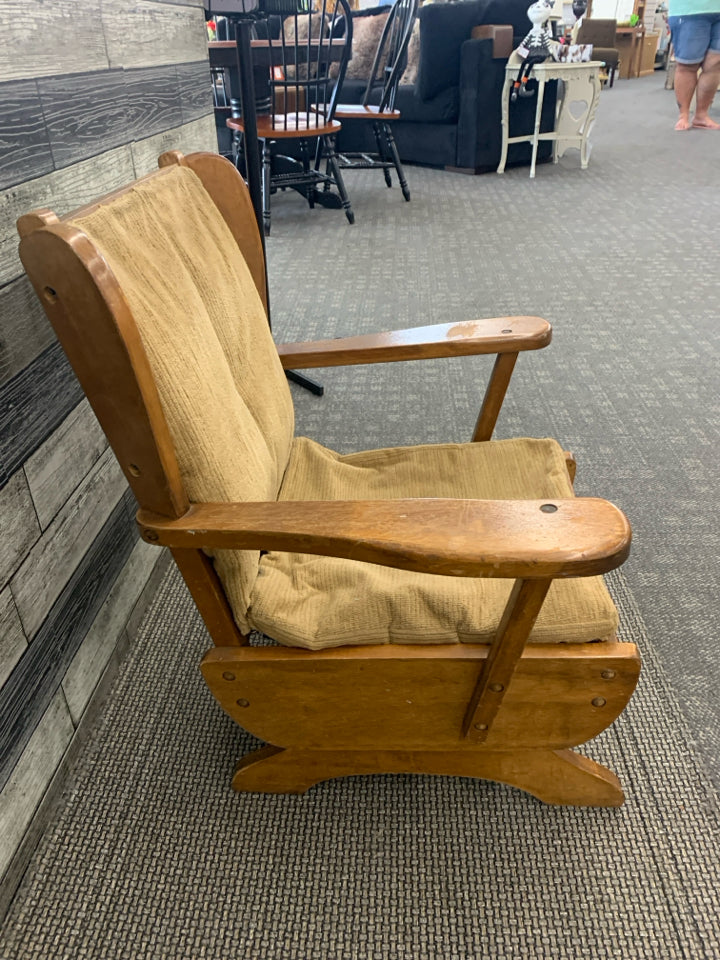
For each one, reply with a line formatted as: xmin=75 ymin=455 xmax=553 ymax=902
xmin=2 ymin=74 xmax=719 ymax=958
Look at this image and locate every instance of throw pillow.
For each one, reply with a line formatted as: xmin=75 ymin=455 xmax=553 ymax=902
xmin=343 ymin=11 xmax=390 ymax=80
xmin=400 ymin=20 xmax=421 ymax=86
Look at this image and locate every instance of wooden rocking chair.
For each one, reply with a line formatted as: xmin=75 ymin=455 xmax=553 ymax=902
xmin=17 ymin=151 xmax=640 ymax=807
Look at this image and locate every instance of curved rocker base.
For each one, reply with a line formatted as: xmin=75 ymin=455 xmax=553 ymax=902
xmin=233 ymin=745 xmax=624 ymax=807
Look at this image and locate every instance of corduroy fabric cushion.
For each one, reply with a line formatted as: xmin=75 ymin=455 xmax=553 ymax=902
xmin=248 ymin=437 xmax=618 ymax=650
xmin=70 ymin=166 xmax=294 ymax=631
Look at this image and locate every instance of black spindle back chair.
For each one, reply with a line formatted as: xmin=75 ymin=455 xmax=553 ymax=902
xmin=226 ymin=0 xmax=354 ymax=235
xmin=363 ymin=0 xmax=417 ymax=112
xmin=334 ymin=0 xmax=418 ymax=201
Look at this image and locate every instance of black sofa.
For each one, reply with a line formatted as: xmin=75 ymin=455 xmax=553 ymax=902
xmin=336 ymin=0 xmax=557 ymax=172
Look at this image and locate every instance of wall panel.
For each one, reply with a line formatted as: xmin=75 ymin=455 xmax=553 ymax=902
xmin=0 ymin=0 xmax=108 ymax=82
xmin=102 ymin=0 xmax=208 ymax=70
xmin=0 ymin=0 xmax=216 ymax=901
xmin=24 ymin=400 xmax=108 ymax=531
xmin=0 ymin=145 xmax=136 ymax=287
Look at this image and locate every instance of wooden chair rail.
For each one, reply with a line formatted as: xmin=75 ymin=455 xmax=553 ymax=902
xmin=276 ymin=316 xmax=551 ymax=368
xmin=137 ymin=497 xmax=631 ymax=579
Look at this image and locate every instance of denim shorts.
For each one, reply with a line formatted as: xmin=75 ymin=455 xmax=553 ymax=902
xmin=668 ymin=13 xmax=720 ymax=63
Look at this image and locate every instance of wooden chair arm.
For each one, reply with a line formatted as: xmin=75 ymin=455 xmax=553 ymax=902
xmin=276 ymin=316 xmax=551 ymax=369
xmin=137 ymin=497 xmax=630 ymax=579
xmin=470 ymin=24 xmax=515 ymax=60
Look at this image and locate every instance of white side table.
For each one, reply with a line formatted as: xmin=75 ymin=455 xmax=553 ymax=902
xmin=497 ymin=55 xmax=602 ymax=178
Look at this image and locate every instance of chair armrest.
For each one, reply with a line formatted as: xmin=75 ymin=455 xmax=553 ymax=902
xmin=470 ymin=24 xmax=514 ymax=59
xmin=138 ymin=497 xmax=630 ymax=579
xmin=276 ymin=316 xmax=551 ymax=369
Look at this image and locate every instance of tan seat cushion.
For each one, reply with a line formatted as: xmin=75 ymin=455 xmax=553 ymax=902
xmin=248 ymin=437 xmax=618 ymax=649
xmin=70 ymin=167 xmax=294 ymax=631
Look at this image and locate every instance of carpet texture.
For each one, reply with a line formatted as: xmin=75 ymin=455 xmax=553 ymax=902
xmin=1 ymin=568 xmax=718 ymax=959
xmin=2 ymin=75 xmax=719 ymax=958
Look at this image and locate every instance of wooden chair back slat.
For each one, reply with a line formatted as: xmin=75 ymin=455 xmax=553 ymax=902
xmin=272 ymin=0 xmax=352 ymax=130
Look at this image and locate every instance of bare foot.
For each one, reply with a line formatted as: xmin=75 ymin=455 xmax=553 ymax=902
xmin=675 ymin=116 xmax=692 ymax=130
xmin=692 ymin=116 xmax=720 ymax=129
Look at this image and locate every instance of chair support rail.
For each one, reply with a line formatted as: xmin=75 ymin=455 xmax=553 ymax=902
xmin=137 ymin=497 xmax=631 ymax=580
xmin=463 ymin=578 xmax=552 ymax=741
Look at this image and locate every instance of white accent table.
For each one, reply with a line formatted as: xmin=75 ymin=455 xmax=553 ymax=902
xmin=497 ymin=55 xmax=602 ymax=178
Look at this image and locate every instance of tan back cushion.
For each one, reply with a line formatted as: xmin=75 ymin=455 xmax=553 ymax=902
xmin=71 ymin=166 xmax=294 ymax=630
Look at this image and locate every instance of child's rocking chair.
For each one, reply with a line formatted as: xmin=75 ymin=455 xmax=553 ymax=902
xmin=17 ymin=151 xmax=640 ymax=806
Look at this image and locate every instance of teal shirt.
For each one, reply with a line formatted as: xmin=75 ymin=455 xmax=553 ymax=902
xmin=668 ymin=0 xmax=720 ymax=14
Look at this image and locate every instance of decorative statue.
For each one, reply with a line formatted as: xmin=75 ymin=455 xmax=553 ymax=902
xmin=511 ymin=0 xmax=558 ymax=102
xmin=572 ymin=0 xmax=588 ymax=22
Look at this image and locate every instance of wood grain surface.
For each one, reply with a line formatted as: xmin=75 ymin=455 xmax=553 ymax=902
xmin=0 ymin=693 xmax=74 ymax=880
xmin=202 ymin=641 xmax=640 ymax=756
xmin=0 ymin=498 xmax=136 ymax=792
xmin=23 ymin=399 xmax=107 ymax=530
xmin=11 ymin=450 xmax=127 ymax=638
xmin=177 ymin=62 xmax=215 ymax=124
xmin=0 ymin=80 xmax=54 ymax=191
xmin=0 ymin=278 xmax=55 ymax=387
xmin=0 ymin=343 xmax=84 ymax=485
xmin=276 ymin=317 xmax=551 ymax=367
xmin=102 ymin=1 xmax=207 ymax=71
xmin=0 ymin=0 xmax=108 ymax=82
xmin=138 ymin=497 xmax=632 ymax=579
xmin=0 ymin=145 xmax=135 ymax=285
xmin=0 ymin=471 xmax=40 ymax=591
xmin=130 ymin=115 xmax=216 ymax=177
xmin=61 ymin=539 xmax=159 ymax=724
xmin=230 ymin=745 xmax=626 ymax=806
xmin=0 ymin=589 xmax=27 ymax=689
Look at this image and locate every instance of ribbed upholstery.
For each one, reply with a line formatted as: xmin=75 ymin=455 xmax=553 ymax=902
xmin=248 ymin=437 xmax=618 ymax=649
xmin=70 ymin=167 xmax=294 ymax=631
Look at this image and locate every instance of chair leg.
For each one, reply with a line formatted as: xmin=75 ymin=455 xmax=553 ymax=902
xmin=609 ymin=65 xmax=615 ymax=88
xmin=324 ymin=135 xmax=354 ymax=225
xmin=384 ymin=123 xmax=410 ymax=201
xmin=261 ymin=139 xmax=272 ymax=236
xmin=299 ymin=139 xmax=315 ymax=208
xmin=233 ymin=745 xmax=625 ymax=806
xmin=373 ymin=121 xmax=393 ymax=188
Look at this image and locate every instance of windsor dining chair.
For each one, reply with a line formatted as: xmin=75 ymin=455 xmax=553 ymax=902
xmin=226 ymin=0 xmax=354 ymax=234
xmin=334 ymin=0 xmax=418 ymax=200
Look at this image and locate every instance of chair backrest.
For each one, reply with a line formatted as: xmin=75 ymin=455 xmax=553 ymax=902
xmin=362 ymin=0 xmax=419 ymax=111
xmin=577 ymin=18 xmax=617 ymax=48
xmin=271 ymin=0 xmax=353 ymax=129
xmin=17 ymin=153 xmax=294 ymax=644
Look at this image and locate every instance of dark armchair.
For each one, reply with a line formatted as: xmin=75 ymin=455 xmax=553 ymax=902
xmin=576 ymin=18 xmax=619 ymax=87
xmin=336 ymin=0 xmax=558 ymax=173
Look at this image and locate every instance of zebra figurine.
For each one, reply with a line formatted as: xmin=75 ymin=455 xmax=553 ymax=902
xmin=511 ymin=0 xmax=558 ymax=102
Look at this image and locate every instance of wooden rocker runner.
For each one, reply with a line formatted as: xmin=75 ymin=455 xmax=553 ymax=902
xmin=17 ymin=151 xmax=640 ymax=807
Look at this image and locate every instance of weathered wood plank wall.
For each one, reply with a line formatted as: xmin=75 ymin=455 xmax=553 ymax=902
xmin=0 ymin=0 xmax=216 ymax=906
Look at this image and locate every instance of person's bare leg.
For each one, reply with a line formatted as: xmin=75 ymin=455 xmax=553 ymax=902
xmin=693 ymin=50 xmax=720 ymax=127
xmin=675 ymin=61 xmax=701 ymax=129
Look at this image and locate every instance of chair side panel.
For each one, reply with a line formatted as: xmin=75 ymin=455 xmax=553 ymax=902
xmin=19 ymin=224 xmax=189 ymax=520
xmin=18 ymin=223 xmax=246 ymax=647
